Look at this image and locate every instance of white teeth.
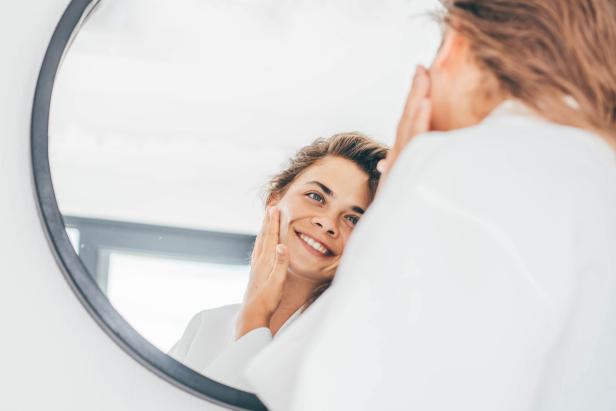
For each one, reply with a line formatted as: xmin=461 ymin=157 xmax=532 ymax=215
xmin=300 ymin=234 xmax=328 ymax=255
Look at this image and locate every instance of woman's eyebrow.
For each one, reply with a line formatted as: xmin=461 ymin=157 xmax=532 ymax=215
xmin=351 ymin=206 xmax=365 ymax=215
xmin=306 ymin=181 xmax=365 ymax=214
xmin=306 ymin=181 xmax=334 ymax=197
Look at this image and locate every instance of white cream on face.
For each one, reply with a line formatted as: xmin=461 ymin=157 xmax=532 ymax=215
xmin=278 ymin=202 xmax=292 ymax=244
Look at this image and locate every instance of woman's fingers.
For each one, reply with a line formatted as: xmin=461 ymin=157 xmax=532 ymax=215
xmin=250 ymin=206 xmax=280 ymax=287
xmin=235 ymin=245 xmax=288 ymax=339
xmin=397 ymin=65 xmax=430 ymax=146
xmin=264 ymin=244 xmax=289 ymax=311
xmin=270 ymin=244 xmax=289 ymax=283
xmin=260 ymin=207 xmax=279 ymax=264
xmin=411 ymin=98 xmax=432 ymax=137
xmin=251 ymin=206 xmax=271 ymax=264
xmin=378 ymin=65 xmax=431 ymax=180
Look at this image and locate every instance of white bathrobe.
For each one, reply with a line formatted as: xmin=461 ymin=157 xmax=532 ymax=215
xmin=244 ymin=102 xmax=616 ymax=411
xmin=168 ymin=303 xmax=300 ymax=391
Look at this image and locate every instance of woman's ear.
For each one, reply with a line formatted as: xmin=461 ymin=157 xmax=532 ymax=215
xmin=431 ymin=28 xmax=470 ymax=75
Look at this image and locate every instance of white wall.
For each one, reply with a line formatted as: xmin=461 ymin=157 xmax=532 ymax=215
xmin=0 ymin=1 xmax=225 ymax=409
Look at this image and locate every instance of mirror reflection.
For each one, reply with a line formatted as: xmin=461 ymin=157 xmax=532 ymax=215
xmin=49 ymin=0 xmax=439 ymax=382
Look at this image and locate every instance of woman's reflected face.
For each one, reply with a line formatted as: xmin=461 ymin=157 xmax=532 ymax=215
xmin=272 ymin=155 xmax=371 ymax=283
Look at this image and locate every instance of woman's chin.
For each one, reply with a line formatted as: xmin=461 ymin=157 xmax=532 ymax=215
xmin=286 ymin=238 xmax=335 ymax=282
xmin=288 ymin=261 xmax=328 ymax=283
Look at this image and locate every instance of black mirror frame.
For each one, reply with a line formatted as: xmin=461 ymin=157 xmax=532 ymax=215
xmin=30 ymin=1 xmax=267 ymax=410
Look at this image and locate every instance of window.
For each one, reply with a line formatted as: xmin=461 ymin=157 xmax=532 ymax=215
xmin=63 ymin=216 xmax=254 ymax=352
xmin=107 ymin=252 xmax=249 ymax=352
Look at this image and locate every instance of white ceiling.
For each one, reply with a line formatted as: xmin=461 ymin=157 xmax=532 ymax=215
xmin=49 ymin=0 xmax=441 ymax=234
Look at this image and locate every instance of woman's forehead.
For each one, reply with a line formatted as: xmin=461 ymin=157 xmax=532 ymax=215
xmin=293 ymin=157 xmax=371 ymax=203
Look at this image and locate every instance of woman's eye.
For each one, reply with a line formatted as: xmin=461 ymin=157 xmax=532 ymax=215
xmin=306 ymin=192 xmax=324 ymax=203
xmin=345 ymin=215 xmax=360 ymax=225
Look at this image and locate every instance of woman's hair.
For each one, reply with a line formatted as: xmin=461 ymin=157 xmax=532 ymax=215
xmin=439 ymin=0 xmax=616 ymax=141
xmin=265 ymin=132 xmax=388 ymax=307
xmin=266 ymin=132 xmax=388 ymax=205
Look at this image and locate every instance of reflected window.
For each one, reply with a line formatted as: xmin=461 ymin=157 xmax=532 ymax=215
xmin=107 ymin=252 xmax=249 ymax=351
xmin=63 ymin=215 xmax=254 ymax=352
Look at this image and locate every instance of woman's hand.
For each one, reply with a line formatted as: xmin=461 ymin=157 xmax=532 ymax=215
xmin=377 ymin=65 xmax=432 ymax=181
xmin=235 ymin=207 xmax=289 ymax=339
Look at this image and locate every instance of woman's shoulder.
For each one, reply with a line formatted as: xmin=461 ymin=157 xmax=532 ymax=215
xmin=399 ymin=111 xmax=615 ymax=192
xmin=168 ymin=303 xmax=241 ymax=371
xmin=379 ymin=110 xmax=616 ymax=248
xmin=188 ymin=303 xmax=242 ymax=325
xmin=178 ymin=304 xmax=242 ymax=342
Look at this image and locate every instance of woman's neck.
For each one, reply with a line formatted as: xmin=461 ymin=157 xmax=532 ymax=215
xmin=268 ymin=271 xmax=319 ymax=335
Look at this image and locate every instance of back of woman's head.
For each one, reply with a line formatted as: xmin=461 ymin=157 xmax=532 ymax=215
xmin=440 ymin=0 xmax=616 ymax=140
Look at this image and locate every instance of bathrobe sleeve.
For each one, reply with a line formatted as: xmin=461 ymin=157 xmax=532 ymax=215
xmin=245 ymin=115 xmax=616 ymax=411
xmin=168 ymin=310 xmax=203 ymax=362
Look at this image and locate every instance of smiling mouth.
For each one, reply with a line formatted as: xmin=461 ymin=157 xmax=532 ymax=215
xmin=295 ymin=230 xmax=333 ymax=257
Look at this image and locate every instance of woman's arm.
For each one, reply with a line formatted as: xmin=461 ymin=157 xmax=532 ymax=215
xmin=199 ymin=207 xmax=289 ymax=389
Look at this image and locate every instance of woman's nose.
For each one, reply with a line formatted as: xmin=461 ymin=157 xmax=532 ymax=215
xmin=312 ymin=216 xmax=337 ymax=237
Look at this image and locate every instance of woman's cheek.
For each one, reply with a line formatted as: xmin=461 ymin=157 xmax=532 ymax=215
xmin=340 ymin=231 xmax=352 ymax=251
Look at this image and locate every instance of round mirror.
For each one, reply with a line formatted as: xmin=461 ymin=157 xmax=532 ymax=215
xmin=33 ymin=0 xmax=440 ymax=408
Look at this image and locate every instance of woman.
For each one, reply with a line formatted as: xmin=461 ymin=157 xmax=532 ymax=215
xmin=169 ymin=132 xmax=387 ymax=389
xmin=246 ymin=1 xmax=616 ymax=410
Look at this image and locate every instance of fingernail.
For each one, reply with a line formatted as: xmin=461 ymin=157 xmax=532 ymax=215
xmin=276 ymin=244 xmax=285 ymax=255
xmin=376 ymin=159 xmax=386 ymax=173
